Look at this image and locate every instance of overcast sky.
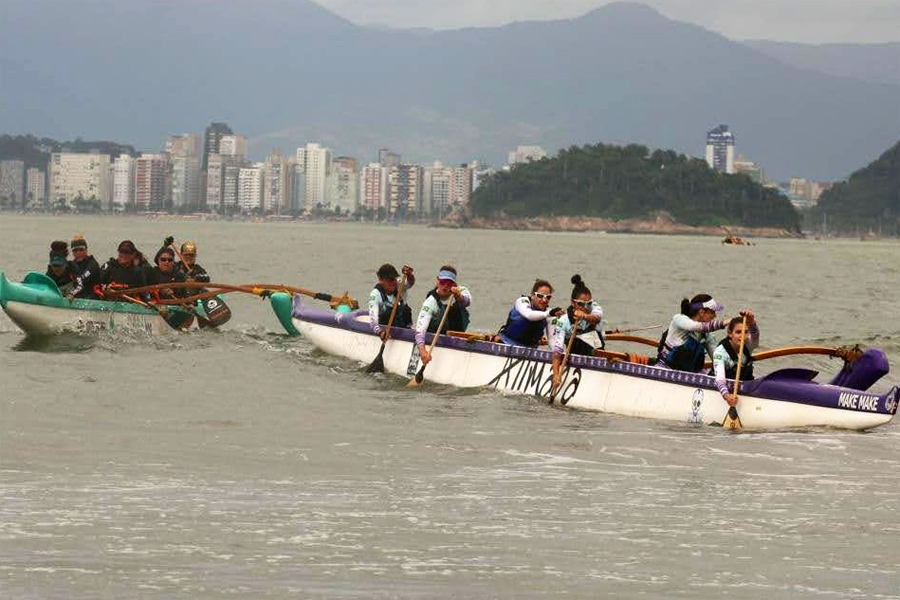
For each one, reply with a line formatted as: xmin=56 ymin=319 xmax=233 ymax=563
xmin=317 ymin=0 xmax=900 ymax=43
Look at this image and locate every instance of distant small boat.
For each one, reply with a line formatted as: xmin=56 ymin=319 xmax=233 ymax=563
xmin=0 ymin=271 xmax=195 ymax=336
xmin=721 ymin=227 xmax=754 ymax=245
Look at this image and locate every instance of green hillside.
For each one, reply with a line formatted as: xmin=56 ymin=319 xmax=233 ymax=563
xmin=470 ymin=143 xmax=801 ymax=231
xmin=811 ymin=141 xmax=900 ymax=236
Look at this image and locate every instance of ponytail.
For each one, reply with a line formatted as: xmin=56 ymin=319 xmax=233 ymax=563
xmin=680 ymin=298 xmax=691 ymax=316
xmin=570 ymin=274 xmax=591 ymax=299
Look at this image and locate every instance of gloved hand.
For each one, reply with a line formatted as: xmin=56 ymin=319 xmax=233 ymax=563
xmin=550 ymin=307 xmax=564 ymax=318
xmin=164 ymin=235 xmax=175 ymax=247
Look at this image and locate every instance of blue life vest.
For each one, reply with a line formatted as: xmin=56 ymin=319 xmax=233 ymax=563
xmin=375 ymin=283 xmax=412 ymax=328
xmin=499 ymin=296 xmax=546 ymax=347
xmin=426 ymin=289 xmax=469 ymax=333
xmin=657 ymin=329 xmax=708 ymax=372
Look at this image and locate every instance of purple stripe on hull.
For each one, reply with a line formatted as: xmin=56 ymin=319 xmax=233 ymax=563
xmin=292 ymin=298 xmax=899 ymax=417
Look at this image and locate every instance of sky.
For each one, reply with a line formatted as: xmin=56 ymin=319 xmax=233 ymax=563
xmin=317 ymin=0 xmax=900 ymax=43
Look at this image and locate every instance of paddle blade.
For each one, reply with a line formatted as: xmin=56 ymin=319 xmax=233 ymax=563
xmin=365 ymin=344 xmax=386 ymax=374
xmin=200 ymin=296 xmax=231 ymax=328
xmin=407 ymin=366 xmax=426 ymax=387
xmin=723 ymin=406 xmax=743 ymax=430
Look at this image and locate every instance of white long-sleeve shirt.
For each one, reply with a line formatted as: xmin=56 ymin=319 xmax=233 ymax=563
xmin=414 ymin=286 xmax=472 ymax=346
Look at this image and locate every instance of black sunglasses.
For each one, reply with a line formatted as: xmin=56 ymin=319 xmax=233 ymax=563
xmin=158 ymin=257 xmax=174 ymax=262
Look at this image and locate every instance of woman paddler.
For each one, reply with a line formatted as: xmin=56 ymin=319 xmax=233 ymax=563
xmin=497 ymin=279 xmax=563 ymax=347
xmin=712 ymin=311 xmax=760 ymax=407
xmin=551 ymin=275 xmax=605 ymax=358
xmin=656 ymin=293 xmax=728 ymax=372
xmin=369 ymin=263 xmax=415 ymax=340
xmin=414 ymin=265 xmax=472 ymax=367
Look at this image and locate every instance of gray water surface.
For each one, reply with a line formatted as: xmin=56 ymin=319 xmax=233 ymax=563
xmin=1 ymin=215 xmax=898 ymax=599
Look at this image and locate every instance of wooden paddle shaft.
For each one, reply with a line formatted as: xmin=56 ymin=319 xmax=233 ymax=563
xmin=382 ymin=276 xmax=407 ymax=342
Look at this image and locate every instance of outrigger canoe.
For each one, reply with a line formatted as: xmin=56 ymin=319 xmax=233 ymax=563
xmin=274 ymin=294 xmax=899 ymax=431
xmin=0 ymin=271 xmax=195 ymax=336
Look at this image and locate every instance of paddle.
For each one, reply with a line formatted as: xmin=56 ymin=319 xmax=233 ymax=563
xmin=550 ymin=320 xmax=580 ymax=403
xmin=365 ymin=276 xmax=407 ymax=374
xmin=751 ymin=345 xmax=863 ymax=363
xmin=722 ymin=314 xmax=748 ymax=430
xmin=607 ymin=324 xmax=662 ymax=334
xmin=105 ymin=280 xmax=359 ymax=308
xmin=163 ymin=236 xmax=232 ymax=328
xmin=408 ymin=296 xmax=454 ymax=387
xmin=121 ymin=294 xmax=209 ymax=329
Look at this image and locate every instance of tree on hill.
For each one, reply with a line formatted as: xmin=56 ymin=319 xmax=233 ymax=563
xmin=810 ymin=141 xmax=900 ymax=236
xmin=470 ymin=143 xmax=801 ymax=230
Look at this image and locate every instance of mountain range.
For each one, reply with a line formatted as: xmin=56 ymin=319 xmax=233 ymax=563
xmin=1 ymin=0 xmax=897 ymax=180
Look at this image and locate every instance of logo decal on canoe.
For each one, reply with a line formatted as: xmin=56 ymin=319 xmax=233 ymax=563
xmin=687 ymin=388 xmax=704 ymax=424
xmin=487 ymin=356 xmax=581 ymax=404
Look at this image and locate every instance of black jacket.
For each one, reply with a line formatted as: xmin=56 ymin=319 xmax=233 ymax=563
xmin=46 ymin=264 xmax=80 ymax=295
xmin=177 ymin=261 xmax=211 ymax=284
xmin=151 ymin=267 xmax=189 ymax=298
xmin=69 ymin=255 xmax=101 ymax=298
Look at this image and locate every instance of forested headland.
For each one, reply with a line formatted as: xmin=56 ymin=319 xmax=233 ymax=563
xmin=470 ymin=143 xmax=801 ymax=232
xmin=808 ymin=141 xmax=899 ymax=237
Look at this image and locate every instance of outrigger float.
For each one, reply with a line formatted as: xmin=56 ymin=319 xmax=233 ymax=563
xmin=0 ymin=271 xmax=201 ymax=336
xmin=273 ymin=294 xmax=899 ymax=431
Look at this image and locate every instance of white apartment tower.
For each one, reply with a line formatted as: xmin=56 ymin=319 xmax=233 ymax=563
xmin=48 ymin=153 xmax=112 ymax=208
xmin=0 ymin=159 xmax=25 ymax=205
xmin=264 ymin=150 xmax=291 ymax=215
xmin=238 ymin=164 xmax=264 ymax=212
xmin=296 ymin=143 xmax=331 ymax=210
xmin=705 ymin=125 xmax=735 ymax=174
xmin=112 ymin=154 xmax=135 ymax=209
xmin=360 ymin=163 xmax=388 ymax=212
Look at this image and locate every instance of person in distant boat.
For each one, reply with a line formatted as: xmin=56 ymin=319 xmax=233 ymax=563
xmin=552 ymin=274 xmax=605 ymax=358
xmin=369 ymin=263 xmax=416 ymax=341
xmin=45 ymin=241 xmax=79 ymax=295
xmin=656 ymin=294 xmax=728 ymax=373
xmin=175 ymin=240 xmax=211 ymax=285
xmin=151 ymin=246 xmax=188 ymax=299
xmin=497 ymin=279 xmax=563 ymax=347
xmin=414 ymin=265 xmax=472 ymax=366
xmin=67 ymin=234 xmax=101 ymax=299
xmin=712 ymin=311 xmax=760 ymax=407
xmin=96 ymin=240 xmax=148 ymax=298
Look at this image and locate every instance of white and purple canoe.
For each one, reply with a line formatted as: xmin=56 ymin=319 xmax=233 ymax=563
xmin=276 ymin=294 xmax=899 ymax=431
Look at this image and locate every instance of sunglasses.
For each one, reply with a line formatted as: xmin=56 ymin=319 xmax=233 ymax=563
xmin=573 ymin=299 xmax=592 ymax=308
xmin=118 ymin=250 xmax=134 ymax=256
xmin=73 ymin=247 xmax=87 ymax=252
xmin=534 ymin=292 xmax=552 ymax=301
xmin=437 ymin=279 xmax=455 ymax=287
xmin=158 ymin=257 xmax=174 ymax=262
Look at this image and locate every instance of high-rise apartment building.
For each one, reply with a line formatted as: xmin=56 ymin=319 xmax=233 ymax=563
xmin=26 ymin=168 xmax=46 ymax=206
xmin=219 ymin=134 xmax=247 ymax=159
xmin=222 ymin=159 xmax=242 ymax=211
xmin=238 ymin=164 xmax=264 ymax=212
xmin=48 ymin=153 xmax=112 ymax=208
xmin=325 ymin=156 xmax=358 ymax=213
xmin=205 ymin=154 xmax=225 ymax=210
xmin=296 ymin=143 xmax=330 ymax=210
xmin=426 ymin=162 xmax=453 ymax=217
xmin=361 ymin=164 xmax=388 ymax=212
xmin=389 ymin=164 xmax=423 ymax=218
xmin=134 ymin=154 xmax=170 ymax=211
xmin=167 ymin=134 xmax=201 ymax=208
xmin=264 ymin=150 xmax=292 ymax=215
xmin=450 ymin=164 xmax=473 ymax=207
xmin=203 ymin=122 xmax=233 ymax=170
xmin=705 ymin=124 xmax=735 ymax=174
xmin=0 ymin=159 xmax=25 ymax=205
xmin=113 ymin=154 xmax=135 ymax=209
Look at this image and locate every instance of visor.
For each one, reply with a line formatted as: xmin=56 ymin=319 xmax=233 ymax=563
xmin=691 ymin=298 xmax=724 ymax=313
xmin=436 ymin=269 xmax=457 ymax=283
xmin=49 ymin=254 xmax=67 ymax=267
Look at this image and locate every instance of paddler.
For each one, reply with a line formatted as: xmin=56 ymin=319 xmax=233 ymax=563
xmin=712 ymin=311 xmax=760 ymax=407
xmin=173 ymin=239 xmax=211 ymax=285
xmin=497 ymin=279 xmax=563 ymax=347
xmin=151 ymin=246 xmax=188 ymax=299
xmin=67 ymin=234 xmax=101 ymax=299
xmin=96 ymin=240 xmax=149 ymax=299
xmin=551 ymin=274 xmax=605 ymax=358
xmin=414 ymin=265 xmax=472 ymax=366
xmin=45 ymin=241 xmax=79 ymax=295
xmin=369 ymin=263 xmax=415 ymax=340
xmin=656 ymin=294 xmax=728 ymax=372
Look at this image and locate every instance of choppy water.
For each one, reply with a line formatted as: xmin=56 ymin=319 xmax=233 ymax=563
xmin=1 ymin=214 xmax=898 ymax=599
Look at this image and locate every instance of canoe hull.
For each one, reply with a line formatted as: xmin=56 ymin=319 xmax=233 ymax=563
xmin=1 ymin=271 xmax=191 ymax=336
xmin=290 ymin=297 xmax=898 ymax=431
